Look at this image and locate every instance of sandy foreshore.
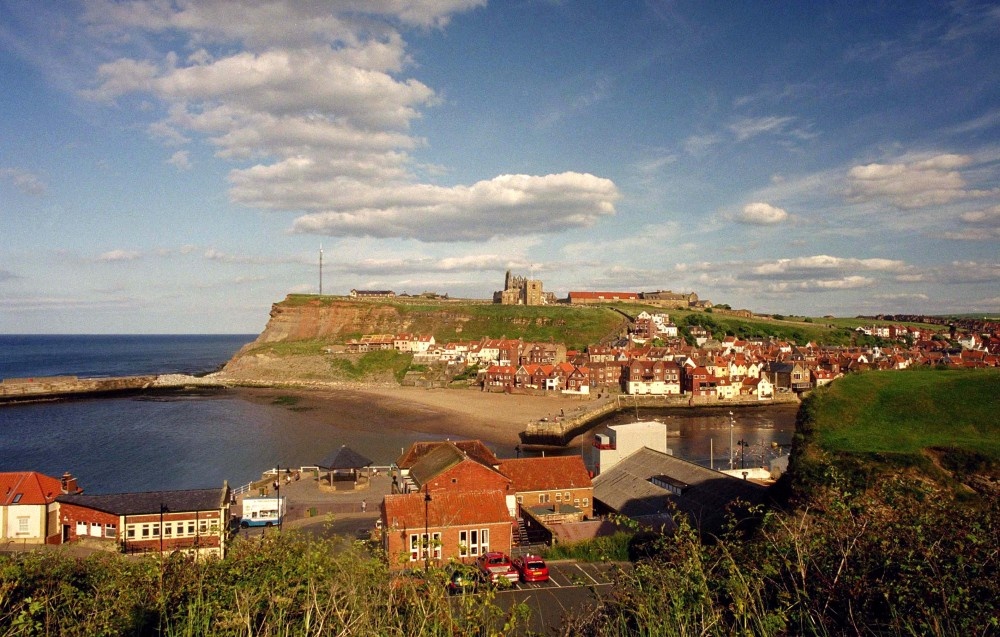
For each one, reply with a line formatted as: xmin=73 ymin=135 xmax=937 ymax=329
xmin=231 ymin=384 xmax=606 ymax=446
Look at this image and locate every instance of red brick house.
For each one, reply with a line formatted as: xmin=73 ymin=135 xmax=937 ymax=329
xmin=496 ymin=456 xmax=594 ymax=521
xmin=55 ymin=485 xmax=231 ymax=559
xmin=383 ymin=441 xmax=515 ymax=569
xmin=381 ymin=490 xmax=513 ymax=569
xmin=1 ymin=471 xmax=83 ymax=545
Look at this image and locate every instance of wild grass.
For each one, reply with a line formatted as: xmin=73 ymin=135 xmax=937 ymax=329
xmin=808 ymin=367 xmax=1000 ymax=460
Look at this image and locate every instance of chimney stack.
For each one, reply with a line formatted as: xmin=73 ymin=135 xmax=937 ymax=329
xmin=61 ymin=472 xmax=80 ymax=495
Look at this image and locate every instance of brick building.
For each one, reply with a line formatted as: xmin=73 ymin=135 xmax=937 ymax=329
xmin=55 ymin=485 xmax=230 ymax=559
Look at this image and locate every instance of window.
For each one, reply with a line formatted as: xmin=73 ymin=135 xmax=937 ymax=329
xmin=459 ymin=530 xmax=469 ymax=557
xmin=12 ymin=493 xmax=22 ymax=504
xmin=408 ymin=532 xmax=441 ymax=561
xmin=141 ymin=525 xmax=150 ymax=538
xmin=574 ymin=498 xmax=580 ymax=506
xmin=90 ymin=522 xmax=101 ymax=536
xmin=17 ymin=517 xmax=29 ymax=535
xmin=555 ymin=492 xmax=562 ymax=502
xmin=127 ymin=525 xmax=136 ymax=539
xmin=515 ymin=495 xmax=523 ymax=504
xmin=188 ymin=522 xmax=196 ymax=536
xmin=480 ymin=528 xmax=489 ymax=553
xmin=151 ymin=524 xmax=160 ymax=538
xmin=164 ymin=523 xmax=172 ymax=537
xmin=105 ymin=524 xmax=116 ymax=538
xmin=76 ymin=522 xmax=89 ymax=536
xmin=199 ymin=521 xmax=208 ymax=534
xmin=583 ymin=498 xmax=589 ymax=507
xmin=564 ymin=492 xmax=571 ymax=500
xmin=538 ymin=493 xmax=549 ymax=504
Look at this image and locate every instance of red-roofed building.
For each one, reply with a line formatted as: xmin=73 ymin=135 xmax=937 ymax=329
xmin=1 ymin=471 xmax=82 ymax=545
xmin=381 ymin=490 xmax=513 ymax=569
xmin=496 ymin=457 xmax=593 ymax=521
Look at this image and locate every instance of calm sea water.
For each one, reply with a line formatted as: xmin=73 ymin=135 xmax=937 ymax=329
xmin=0 ymin=335 xmax=795 ymax=494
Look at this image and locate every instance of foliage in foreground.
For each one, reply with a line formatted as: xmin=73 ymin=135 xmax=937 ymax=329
xmin=562 ymin=475 xmax=998 ymax=637
xmin=0 ymin=535 xmax=529 ymax=637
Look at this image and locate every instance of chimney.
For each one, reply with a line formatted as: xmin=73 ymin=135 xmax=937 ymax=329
xmin=61 ymin=472 xmax=80 ymax=495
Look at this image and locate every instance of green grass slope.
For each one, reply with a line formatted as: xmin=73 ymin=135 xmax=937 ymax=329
xmin=807 ymin=367 xmax=1000 ymax=458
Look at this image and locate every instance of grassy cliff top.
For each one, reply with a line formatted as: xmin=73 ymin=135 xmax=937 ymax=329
xmin=793 ymin=367 xmax=1000 ymax=491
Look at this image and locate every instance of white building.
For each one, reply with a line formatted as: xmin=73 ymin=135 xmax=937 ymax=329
xmin=584 ymin=421 xmax=670 ymax=477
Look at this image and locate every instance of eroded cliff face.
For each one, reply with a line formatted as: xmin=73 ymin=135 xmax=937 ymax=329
xmin=219 ymin=296 xmax=423 ymax=383
xmin=253 ymin=297 xmax=405 ymax=343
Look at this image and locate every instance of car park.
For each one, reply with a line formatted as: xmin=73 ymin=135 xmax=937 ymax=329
xmin=512 ymin=554 xmax=549 ymax=582
xmin=475 ymin=551 xmax=519 ymax=585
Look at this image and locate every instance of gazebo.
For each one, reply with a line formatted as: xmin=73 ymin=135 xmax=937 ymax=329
xmin=319 ymin=445 xmax=374 ymax=489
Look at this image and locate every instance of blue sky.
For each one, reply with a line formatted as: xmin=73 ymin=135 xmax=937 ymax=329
xmin=1 ymin=1 xmax=998 ymax=333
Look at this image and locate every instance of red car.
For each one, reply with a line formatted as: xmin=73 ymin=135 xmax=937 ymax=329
xmin=512 ymin=554 xmax=549 ymax=582
xmin=475 ymin=551 xmax=519 ymax=584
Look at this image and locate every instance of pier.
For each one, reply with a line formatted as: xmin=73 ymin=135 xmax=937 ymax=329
xmin=0 ymin=374 xmax=225 ymax=405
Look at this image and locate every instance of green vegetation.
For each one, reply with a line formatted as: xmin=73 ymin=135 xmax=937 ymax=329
xmin=0 ymin=534 xmax=532 ymax=636
xmin=541 ymin=532 xmax=631 ymax=562
xmin=248 ymin=339 xmax=329 ymax=357
xmin=330 ymin=350 xmax=415 ymax=383
xmin=801 ymin=367 xmax=1000 ymax=461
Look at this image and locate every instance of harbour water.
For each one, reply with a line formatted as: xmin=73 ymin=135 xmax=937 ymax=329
xmin=0 ymin=335 xmax=795 ymax=494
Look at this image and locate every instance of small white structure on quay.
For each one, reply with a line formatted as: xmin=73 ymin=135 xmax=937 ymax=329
xmin=584 ymin=421 xmax=670 ymax=478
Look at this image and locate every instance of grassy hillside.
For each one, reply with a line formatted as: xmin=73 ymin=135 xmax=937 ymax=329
xmin=276 ymin=295 xmax=628 ymax=350
xmin=806 ymin=367 xmax=1000 ymax=458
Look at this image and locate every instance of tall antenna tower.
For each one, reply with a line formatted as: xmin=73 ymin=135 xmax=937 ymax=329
xmin=319 ymin=245 xmax=323 ymax=296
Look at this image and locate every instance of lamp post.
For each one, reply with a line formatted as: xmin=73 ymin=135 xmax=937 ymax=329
xmin=423 ymin=485 xmax=432 ymax=572
xmin=275 ymin=464 xmax=282 ymax=531
xmin=729 ymin=411 xmax=735 ymax=470
xmin=737 ymin=439 xmax=749 ymax=469
xmin=159 ymin=503 xmax=169 ymax=555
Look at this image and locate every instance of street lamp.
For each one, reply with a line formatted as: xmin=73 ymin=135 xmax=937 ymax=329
xmin=159 ymin=503 xmax=169 ymax=555
xmin=423 ymin=485 xmax=432 ymax=572
xmin=729 ymin=411 xmax=735 ymax=470
xmin=737 ymin=439 xmax=749 ymax=469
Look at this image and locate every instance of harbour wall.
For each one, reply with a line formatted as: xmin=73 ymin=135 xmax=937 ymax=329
xmin=0 ymin=374 xmax=224 ymax=405
xmin=520 ymin=392 xmax=800 ymax=446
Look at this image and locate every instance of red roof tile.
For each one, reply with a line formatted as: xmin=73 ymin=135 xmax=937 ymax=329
xmin=496 ymin=456 xmax=593 ymax=492
xmin=382 ymin=490 xmax=511 ymax=529
xmin=0 ymin=471 xmax=66 ymax=505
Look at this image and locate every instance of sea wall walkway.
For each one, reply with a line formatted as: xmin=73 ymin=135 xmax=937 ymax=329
xmin=0 ymin=374 xmax=224 ymax=405
xmin=520 ymin=392 xmax=800 ymax=446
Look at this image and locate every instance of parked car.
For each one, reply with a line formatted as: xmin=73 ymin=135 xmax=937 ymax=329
xmin=447 ymin=567 xmax=482 ymax=595
xmin=512 ymin=554 xmax=549 ymax=582
xmin=475 ymin=551 xmax=519 ymax=585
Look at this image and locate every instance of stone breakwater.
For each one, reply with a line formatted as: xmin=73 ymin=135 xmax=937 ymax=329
xmin=0 ymin=374 xmax=225 ymax=405
xmin=520 ymin=392 xmax=801 ymax=446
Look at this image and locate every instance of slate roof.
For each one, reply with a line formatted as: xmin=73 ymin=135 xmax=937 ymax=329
xmin=496 ymin=456 xmax=593 ymax=492
xmin=382 ymin=490 xmax=511 ymax=530
xmin=593 ymin=448 xmax=767 ymax=534
xmin=56 ymin=487 xmax=227 ymax=516
xmin=0 ymin=471 xmax=67 ymax=506
xmin=397 ymin=440 xmax=499 ymax=469
xmin=319 ymin=445 xmax=373 ymax=470
xmin=408 ymin=443 xmax=466 ymax=488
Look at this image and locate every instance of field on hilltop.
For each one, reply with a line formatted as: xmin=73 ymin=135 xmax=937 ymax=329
xmin=792 ymin=366 xmax=1000 ymax=492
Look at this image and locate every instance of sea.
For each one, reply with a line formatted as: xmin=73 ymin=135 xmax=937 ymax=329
xmin=0 ymin=335 xmax=795 ymax=495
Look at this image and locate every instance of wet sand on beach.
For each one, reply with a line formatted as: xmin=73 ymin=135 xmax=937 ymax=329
xmin=233 ymin=385 xmax=589 ymax=446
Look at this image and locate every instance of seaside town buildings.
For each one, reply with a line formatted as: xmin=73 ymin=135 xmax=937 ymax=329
xmin=342 ymin=312 xmax=999 ymax=401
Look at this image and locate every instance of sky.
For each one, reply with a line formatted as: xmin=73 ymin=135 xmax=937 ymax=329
xmin=1 ymin=1 xmax=998 ymax=334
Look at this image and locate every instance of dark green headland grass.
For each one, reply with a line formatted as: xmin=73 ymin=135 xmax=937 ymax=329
xmin=804 ymin=367 xmax=1000 ymax=462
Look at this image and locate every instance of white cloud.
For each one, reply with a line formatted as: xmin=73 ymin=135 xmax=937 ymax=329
xmin=97 ymin=249 xmax=141 ymax=262
xmin=845 ymin=153 xmax=985 ymax=209
xmin=167 ymin=150 xmax=191 ymax=170
xmin=737 ymin=202 xmax=788 ymax=225
xmin=750 ymin=255 xmax=908 ymax=277
xmin=75 ymin=2 xmax=615 ymax=244
xmin=0 ymin=167 xmax=46 ymax=195
xmin=291 ymin=172 xmax=619 ymax=242
xmin=728 ymin=115 xmax=795 ymax=141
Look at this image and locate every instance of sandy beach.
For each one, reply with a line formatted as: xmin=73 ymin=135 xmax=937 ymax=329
xmin=233 ymin=385 xmax=603 ymax=446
